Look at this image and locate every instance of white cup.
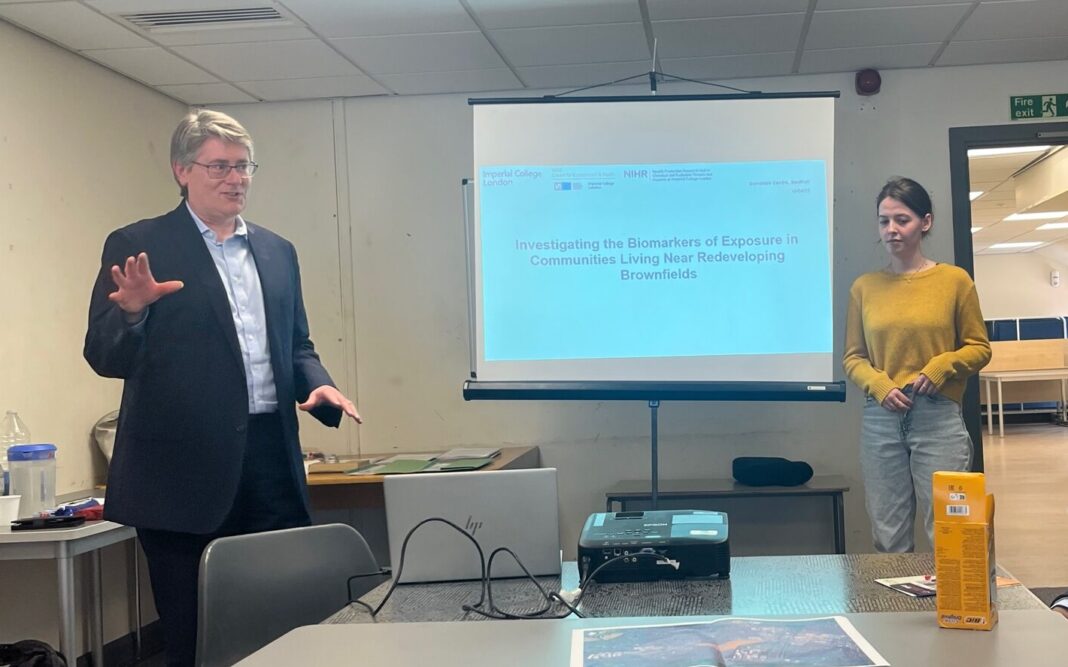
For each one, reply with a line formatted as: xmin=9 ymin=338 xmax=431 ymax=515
xmin=0 ymin=495 xmax=21 ymax=525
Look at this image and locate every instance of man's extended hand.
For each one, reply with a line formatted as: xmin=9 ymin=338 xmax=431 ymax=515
xmin=109 ymin=252 xmax=184 ymax=318
xmin=299 ymin=385 xmax=362 ymax=423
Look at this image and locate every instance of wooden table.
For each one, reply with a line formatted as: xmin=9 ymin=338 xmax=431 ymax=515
xmin=305 ymin=447 xmax=540 ymax=564
xmin=981 ymin=368 xmax=1068 ymax=437
xmin=604 ymin=475 xmax=850 ymax=554
xmin=306 ymin=446 xmax=540 ymax=509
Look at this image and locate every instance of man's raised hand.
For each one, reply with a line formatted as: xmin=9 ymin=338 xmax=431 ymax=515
xmin=109 ymin=252 xmax=184 ymax=317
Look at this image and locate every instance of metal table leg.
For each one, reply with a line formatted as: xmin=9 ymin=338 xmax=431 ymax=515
xmin=985 ymin=377 xmax=994 ymax=435
xmin=56 ymin=555 xmax=77 ymax=665
xmin=832 ymin=492 xmax=846 ymax=554
xmin=90 ymin=550 xmax=104 ymax=666
xmin=998 ymin=378 xmax=1005 ymax=438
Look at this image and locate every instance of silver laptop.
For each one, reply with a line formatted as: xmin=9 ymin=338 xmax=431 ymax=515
xmin=383 ymin=468 xmax=561 ymax=583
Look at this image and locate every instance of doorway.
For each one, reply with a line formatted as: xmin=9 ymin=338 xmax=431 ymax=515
xmin=948 ymin=120 xmax=1068 ymax=588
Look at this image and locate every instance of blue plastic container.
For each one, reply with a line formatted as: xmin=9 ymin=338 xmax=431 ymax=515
xmin=8 ymin=444 xmax=57 ymax=517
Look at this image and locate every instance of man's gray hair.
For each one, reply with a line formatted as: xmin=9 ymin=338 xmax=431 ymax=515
xmin=170 ymin=109 xmax=254 ymax=197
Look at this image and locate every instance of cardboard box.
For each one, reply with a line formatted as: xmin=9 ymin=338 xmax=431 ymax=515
xmin=933 ymin=471 xmax=997 ymax=630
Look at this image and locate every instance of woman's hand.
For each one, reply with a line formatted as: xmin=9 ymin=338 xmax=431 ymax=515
xmin=912 ymin=373 xmax=937 ymax=395
xmin=881 ymin=388 xmax=913 ymax=413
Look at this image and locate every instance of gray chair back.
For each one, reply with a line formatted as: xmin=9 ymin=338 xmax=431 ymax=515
xmin=196 ymin=523 xmax=380 ymax=667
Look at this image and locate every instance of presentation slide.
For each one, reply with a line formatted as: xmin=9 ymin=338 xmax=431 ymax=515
xmin=481 ymin=160 xmax=829 ymax=363
xmin=469 ymin=95 xmax=836 ymax=386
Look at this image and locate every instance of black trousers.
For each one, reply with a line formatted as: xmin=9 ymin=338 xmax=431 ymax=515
xmin=137 ymin=413 xmax=310 ymax=667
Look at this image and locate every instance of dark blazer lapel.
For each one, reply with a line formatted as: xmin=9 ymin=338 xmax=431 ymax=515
xmin=169 ymin=203 xmax=245 ymax=373
xmin=245 ymin=223 xmax=286 ymax=360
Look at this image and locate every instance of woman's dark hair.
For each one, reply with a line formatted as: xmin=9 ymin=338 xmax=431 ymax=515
xmin=877 ymin=177 xmax=933 ymax=219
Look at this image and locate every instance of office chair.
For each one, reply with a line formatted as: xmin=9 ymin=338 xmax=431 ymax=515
xmin=196 ymin=523 xmax=382 ymax=667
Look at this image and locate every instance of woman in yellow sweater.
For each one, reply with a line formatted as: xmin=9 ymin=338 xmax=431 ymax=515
xmin=843 ymin=177 xmax=991 ymax=552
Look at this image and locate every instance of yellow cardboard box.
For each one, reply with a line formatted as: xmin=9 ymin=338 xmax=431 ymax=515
xmin=933 ymin=471 xmax=997 ymax=630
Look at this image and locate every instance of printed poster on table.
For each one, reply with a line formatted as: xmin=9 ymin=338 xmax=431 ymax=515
xmin=571 ymin=616 xmax=889 ymax=667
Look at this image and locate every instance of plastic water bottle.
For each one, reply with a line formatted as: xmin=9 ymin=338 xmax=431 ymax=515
xmin=1 ymin=411 xmax=31 ymax=495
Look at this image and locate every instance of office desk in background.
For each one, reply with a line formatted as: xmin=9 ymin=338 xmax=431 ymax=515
xmin=305 ymin=446 xmax=540 ymax=564
xmin=0 ymin=520 xmax=138 ymax=667
xmin=981 ymin=368 xmax=1068 ymax=437
xmin=239 ymin=610 xmax=1068 ymax=666
xmin=605 ymin=476 xmax=850 ymax=554
xmin=328 ymin=553 xmax=1043 ymax=624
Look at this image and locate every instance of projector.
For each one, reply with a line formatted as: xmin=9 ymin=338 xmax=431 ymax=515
xmin=578 ymin=509 xmax=730 ymax=583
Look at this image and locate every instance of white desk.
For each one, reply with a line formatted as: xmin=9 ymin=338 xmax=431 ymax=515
xmin=981 ymin=368 xmax=1068 ymax=437
xmin=0 ymin=520 xmax=137 ymax=666
xmin=238 ymin=610 xmax=1068 ymax=666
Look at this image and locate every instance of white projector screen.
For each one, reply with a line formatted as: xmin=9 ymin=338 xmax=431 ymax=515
xmin=466 ymin=94 xmax=838 ymax=396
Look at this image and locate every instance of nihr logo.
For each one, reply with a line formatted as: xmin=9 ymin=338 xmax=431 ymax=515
xmin=464 ymin=515 xmax=483 ymax=535
xmin=623 ymin=169 xmax=649 ymax=178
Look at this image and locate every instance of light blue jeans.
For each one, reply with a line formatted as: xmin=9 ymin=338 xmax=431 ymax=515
xmin=859 ymin=389 xmax=972 ymax=552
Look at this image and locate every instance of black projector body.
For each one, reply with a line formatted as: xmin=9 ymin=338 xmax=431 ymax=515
xmin=578 ymin=509 xmax=730 ymax=582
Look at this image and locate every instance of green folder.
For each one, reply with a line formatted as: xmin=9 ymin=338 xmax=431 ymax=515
xmin=437 ymin=457 xmax=494 ymax=472
xmin=349 ymin=459 xmax=434 ymax=475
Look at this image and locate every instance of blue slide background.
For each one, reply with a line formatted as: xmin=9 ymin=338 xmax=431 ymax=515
xmin=479 ymin=161 xmax=831 ymax=362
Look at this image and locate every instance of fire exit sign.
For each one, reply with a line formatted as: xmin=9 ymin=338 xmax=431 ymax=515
xmin=1010 ymin=94 xmax=1068 ymax=120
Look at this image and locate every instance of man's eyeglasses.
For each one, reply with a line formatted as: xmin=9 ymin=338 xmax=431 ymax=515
xmin=190 ymin=161 xmax=259 ymax=178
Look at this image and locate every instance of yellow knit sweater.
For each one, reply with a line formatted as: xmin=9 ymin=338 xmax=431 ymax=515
xmin=843 ymin=263 xmax=991 ymax=404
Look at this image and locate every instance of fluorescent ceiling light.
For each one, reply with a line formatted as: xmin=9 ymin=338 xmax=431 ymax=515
xmin=989 ymin=242 xmax=1042 ymax=249
xmin=971 ymin=227 xmax=982 ymax=233
xmin=969 ymin=191 xmax=984 ymax=201
xmin=1003 ymin=211 xmax=1068 ymax=222
xmin=968 ymin=145 xmax=1051 ymax=158
xmin=1037 ymin=222 xmax=1068 ymax=231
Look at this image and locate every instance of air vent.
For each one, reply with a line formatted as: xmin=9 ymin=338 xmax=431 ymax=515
xmin=121 ymin=7 xmax=290 ymax=31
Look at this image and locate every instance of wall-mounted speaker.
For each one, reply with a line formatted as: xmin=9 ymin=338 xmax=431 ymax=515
xmin=855 ymin=69 xmax=882 ymax=96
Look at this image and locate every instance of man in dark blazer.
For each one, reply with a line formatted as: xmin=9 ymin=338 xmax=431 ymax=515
xmin=84 ymin=110 xmax=360 ymax=666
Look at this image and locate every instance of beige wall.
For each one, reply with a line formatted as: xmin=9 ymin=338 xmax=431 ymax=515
xmin=976 ymin=244 xmax=1068 ymax=321
xmin=0 ymin=20 xmax=182 ymax=649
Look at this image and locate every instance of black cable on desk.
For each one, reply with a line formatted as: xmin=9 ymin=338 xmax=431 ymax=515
xmin=349 ymin=520 xmax=677 ymax=621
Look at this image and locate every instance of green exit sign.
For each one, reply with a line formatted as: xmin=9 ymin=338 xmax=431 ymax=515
xmin=1010 ymin=94 xmax=1068 ymax=120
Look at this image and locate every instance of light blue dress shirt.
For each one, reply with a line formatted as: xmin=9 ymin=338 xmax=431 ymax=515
xmin=188 ymin=203 xmax=278 ymax=414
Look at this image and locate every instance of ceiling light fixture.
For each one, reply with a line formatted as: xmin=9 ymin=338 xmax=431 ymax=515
xmin=989 ymin=242 xmax=1043 ymax=249
xmin=967 ymin=145 xmax=1051 ymax=158
xmin=1003 ymin=211 xmax=1068 ymax=222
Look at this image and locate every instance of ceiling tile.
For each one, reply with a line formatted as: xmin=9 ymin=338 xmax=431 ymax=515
xmin=807 ymin=5 xmax=970 ymax=50
xmin=648 ymin=0 xmax=809 ymax=20
xmin=938 ymin=36 xmax=1068 ymax=67
xmin=465 ymin=0 xmax=640 ymax=29
xmin=238 ymin=75 xmax=390 ymax=101
xmin=172 ymin=40 xmax=361 ymax=81
xmin=659 ymin=51 xmax=795 ymax=81
xmin=331 ymin=31 xmax=505 ymax=75
xmin=515 ymin=60 xmax=653 ymax=89
xmin=0 ymin=1 xmax=150 ymax=50
xmin=280 ymin=0 xmax=476 ymax=37
xmin=800 ymin=43 xmax=940 ymax=74
xmin=81 ymin=47 xmax=218 ymax=85
xmin=491 ymin=22 xmax=649 ymax=67
xmin=956 ymin=0 xmax=1068 ymax=41
xmin=652 ymin=13 xmax=805 ymax=58
xmin=155 ymin=82 xmax=258 ymax=104
xmin=376 ymin=68 xmax=522 ymax=95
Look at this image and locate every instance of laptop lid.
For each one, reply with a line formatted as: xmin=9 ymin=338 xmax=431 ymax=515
xmin=383 ymin=468 xmax=561 ymax=583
